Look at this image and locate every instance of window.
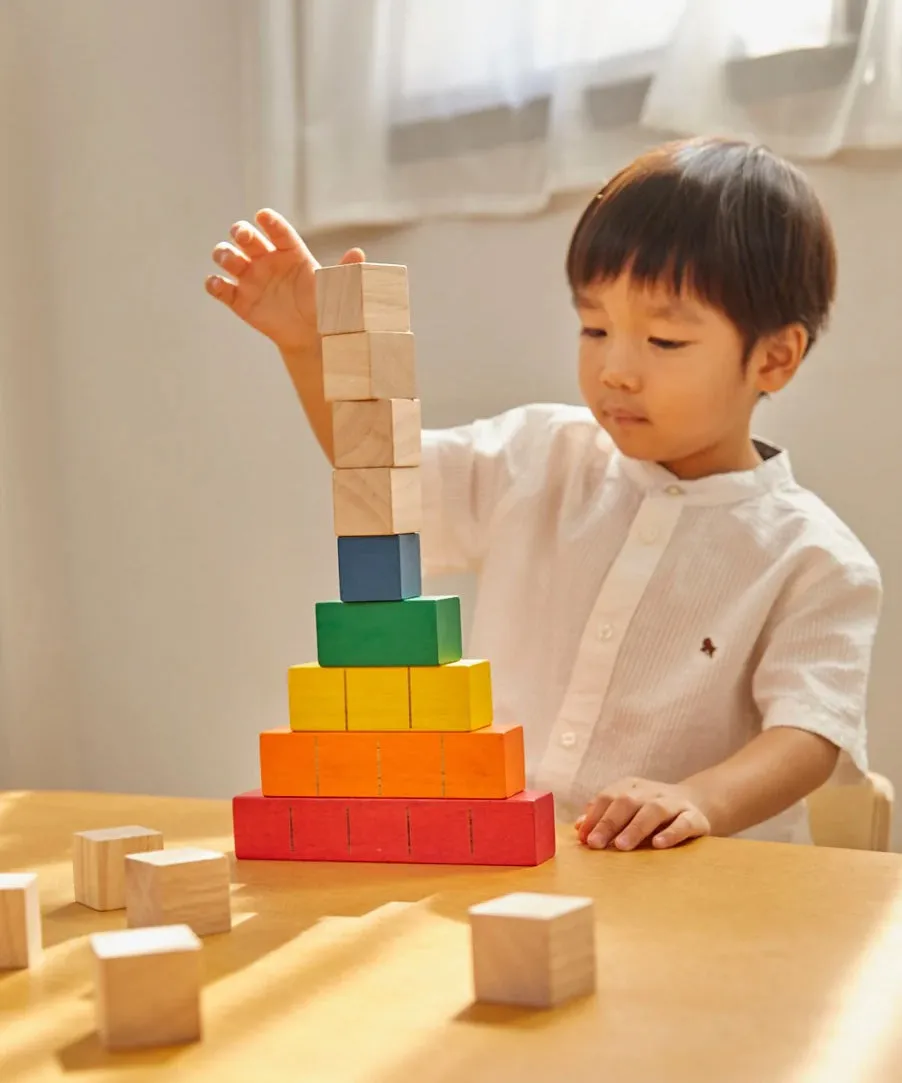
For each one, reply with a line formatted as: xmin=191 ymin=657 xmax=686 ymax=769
xmin=394 ymin=0 xmax=854 ymax=124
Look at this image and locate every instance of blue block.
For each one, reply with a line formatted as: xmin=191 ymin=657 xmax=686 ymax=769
xmin=337 ymin=533 xmax=422 ymax=602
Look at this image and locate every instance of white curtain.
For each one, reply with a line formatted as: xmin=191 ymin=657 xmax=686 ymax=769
xmin=259 ymin=0 xmax=902 ymax=230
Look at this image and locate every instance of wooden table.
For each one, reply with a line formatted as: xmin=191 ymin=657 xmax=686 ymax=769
xmin=4 ymin=791 xmax=902 ymax=1083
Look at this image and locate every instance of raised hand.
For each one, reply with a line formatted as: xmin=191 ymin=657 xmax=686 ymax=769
xmin=205 ymin=208 xmax=365 ymax=350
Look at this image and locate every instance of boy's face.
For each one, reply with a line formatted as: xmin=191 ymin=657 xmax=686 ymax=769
xmin=574 ymin=273 xmax=800 ymax=479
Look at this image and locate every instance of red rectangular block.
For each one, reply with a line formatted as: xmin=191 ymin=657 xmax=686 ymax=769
xmin=469 ymin=791 xmax=556 ymax=866
xmin=348 ymin=799 xmax=410 ymax=862
xmin=233 ymin=791 xmax=291 ymax=859
xmin=407 ymin=799 xmax=473 ymax=864
xmin=232 ymin=790 xmax=556 ymax=866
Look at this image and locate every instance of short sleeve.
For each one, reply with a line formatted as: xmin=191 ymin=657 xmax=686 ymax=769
xmin=752 ymin=553 xmax=883 ymax=776
xmin=419 ymin=403 xmax=574 ymax=576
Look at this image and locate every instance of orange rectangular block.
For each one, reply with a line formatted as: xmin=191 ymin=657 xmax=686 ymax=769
xmin=260 ymin=730 xmax=317 ymax=798
xmin=317 ymin=732 xmax=380 ymax=797
xmin=443 ymin=724 xmax=526 ymax=799
xmin=378 ymin=732 xmax=443 ymax=798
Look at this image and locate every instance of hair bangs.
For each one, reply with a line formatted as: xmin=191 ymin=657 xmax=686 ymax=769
xmin=567 ymin=168 xmax=735 ymax=317
xmin=565 ymin=139 xmax=836 ymax=356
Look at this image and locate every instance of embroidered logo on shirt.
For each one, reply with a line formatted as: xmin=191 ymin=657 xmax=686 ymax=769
xmin=701 ymin=638 xmax=717 ymax=658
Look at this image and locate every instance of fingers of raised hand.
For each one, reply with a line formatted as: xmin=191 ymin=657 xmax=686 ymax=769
xmin=212 ymin=242 xmax=251 ymax=279
xmin=230 ymin=220 xmax=274 ymax=259
xmin=339 ymin=246 xmax=367 ymax=265
xmin=205 ymin=274 xmax=237 ymax=306
xmin=255 ymin=208 xmax=311 ymax=258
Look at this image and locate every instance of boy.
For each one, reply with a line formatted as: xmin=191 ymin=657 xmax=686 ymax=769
xmin=206 ymin=137 xmax=881 ymax=850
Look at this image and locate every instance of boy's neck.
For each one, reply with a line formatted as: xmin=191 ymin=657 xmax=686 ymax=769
xmin=659 ymin=435 xmax=764 ymax=481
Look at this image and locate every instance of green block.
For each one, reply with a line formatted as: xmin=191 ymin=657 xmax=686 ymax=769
xmin=316 ymin=596 xmax=463 ymax=667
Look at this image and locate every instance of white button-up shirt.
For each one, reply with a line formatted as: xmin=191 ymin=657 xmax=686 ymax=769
xmin=421 ymin=404 xmax=882 ymax=844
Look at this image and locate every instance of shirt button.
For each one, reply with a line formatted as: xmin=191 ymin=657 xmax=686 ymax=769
xmin=665 ymin=484 xmax=684 ymax=496
xmin=560 ymin=731 xmax=577 ymax=748
xmin=639 ymin=525 xmax=659 ymax=544
xmin=598 ymin=623 xmax=614 ymax=641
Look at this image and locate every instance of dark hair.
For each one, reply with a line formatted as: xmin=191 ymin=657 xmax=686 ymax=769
xmin=566 ymin=138 xmax=836 ymax=357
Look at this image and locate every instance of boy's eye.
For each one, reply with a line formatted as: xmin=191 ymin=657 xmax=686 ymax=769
xmin=649 ymin=337 xmax=689 ymax=350
xmin=580 ymin=327 xmax=607 ymax=339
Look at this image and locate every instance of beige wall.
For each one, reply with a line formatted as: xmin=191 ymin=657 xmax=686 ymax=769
xmin=1 ymin=4 xmax=899 ymax=833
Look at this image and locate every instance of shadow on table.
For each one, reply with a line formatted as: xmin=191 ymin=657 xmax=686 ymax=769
xmin=56 ymin=1030 xmax=189 ymax=1073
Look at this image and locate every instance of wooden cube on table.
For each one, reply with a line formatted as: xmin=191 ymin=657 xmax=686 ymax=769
xmin=91 ymin=924 xmax=202 ymax=1050
xmin=315 ymin=263 xmax=409 ymax=336
xmin=73 ymin=825 xmax=164 ymax=911
xmin=322 ymin=332 xmax=417 ymax=401
xmin=332 ymin=466 xmax=421 ymax=536
xmin=332 ymin=399 xmax=421 ymax=468
xmin=468 ymin=893 xmax=596 ymax=1008
xmin=0 ymin=872 xmax=42 ymax=970
xmin=126 ymin=848 xmax=231 ymax=937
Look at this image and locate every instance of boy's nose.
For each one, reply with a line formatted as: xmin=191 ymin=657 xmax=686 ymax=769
xmin=601 ymin=364 xmax=641 ymax=393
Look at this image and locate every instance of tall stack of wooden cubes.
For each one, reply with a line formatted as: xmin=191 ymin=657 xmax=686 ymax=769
xmin=232 ymin=263 xmax=556 ymax=866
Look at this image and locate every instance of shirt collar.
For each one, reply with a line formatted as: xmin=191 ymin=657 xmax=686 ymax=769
xmin=611 ymin=438 xmax=794 ymax=507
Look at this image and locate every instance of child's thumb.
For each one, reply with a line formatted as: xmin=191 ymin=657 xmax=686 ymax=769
xmin=339 ymin=247 xmax=366 ymax=265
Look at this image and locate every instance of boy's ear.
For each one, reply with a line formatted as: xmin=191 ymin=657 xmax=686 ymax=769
xmin=752 ymin=324 xmax=809 ymax=393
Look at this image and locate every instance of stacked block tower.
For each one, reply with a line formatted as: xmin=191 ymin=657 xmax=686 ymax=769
xmin=233 ymin=263 xmax=555 ymax=866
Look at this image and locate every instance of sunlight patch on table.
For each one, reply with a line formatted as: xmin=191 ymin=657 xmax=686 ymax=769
xmin=790 ymin=883 xmax=902 ymax=1083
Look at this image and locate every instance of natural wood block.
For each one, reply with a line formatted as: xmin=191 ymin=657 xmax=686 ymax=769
xmin=316 ymin=595 xmax=462 ymax=667
xmin=337 ymin=533 xmax=422 ymax=602
xmin=322 ymin=331 xmax=417 ymax=402
xmin=0 ymin=873 xmax=42 ymax=970
xmin=73 ymin=826 xmax=164 ymax=911
xmin=260 ymin=729 xmax=318 ymax=796
xmin=345 ymin=667 xmax=411 ymax=731
xmin=91 ymin=924 xmax=202 ymax=1050
xmin=469 ymin=893 xmax=596 ymax=1008
xmin=288 ymin=662 xmax=347 ymax=731
xmin=332 ymin=466 xmax=421 ymax=536
xmin=379 ymin=732 xmax=444 ymax=798
xmin=316 ymin=732 xmax=381 ymax=797
xmin=410 ymin=660 xmax=493 ymax=731
xmin=443 ymin=724 xmax=526 ymax=799
xmin=126 ymin=848 xmax=231 ymax=938
xmin=315 ymin=262 xmax=409 ymax=335
xmin=332 ymin=399 xmax=422 ymax=468
xmin=232 ymin=790 xmax=556 ymax=866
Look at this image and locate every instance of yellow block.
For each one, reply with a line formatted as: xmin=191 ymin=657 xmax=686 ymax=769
xmin=288 ymin=663 xmax=346 ymax=731
xmin=345 ymin=667 xmax=411 ymax=731
xmin=409 ymin=660 xmax=493 ymax=731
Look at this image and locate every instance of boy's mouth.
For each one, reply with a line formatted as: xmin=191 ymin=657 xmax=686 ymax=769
xmin=601 ymin=407 xmax=649 ymax=425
